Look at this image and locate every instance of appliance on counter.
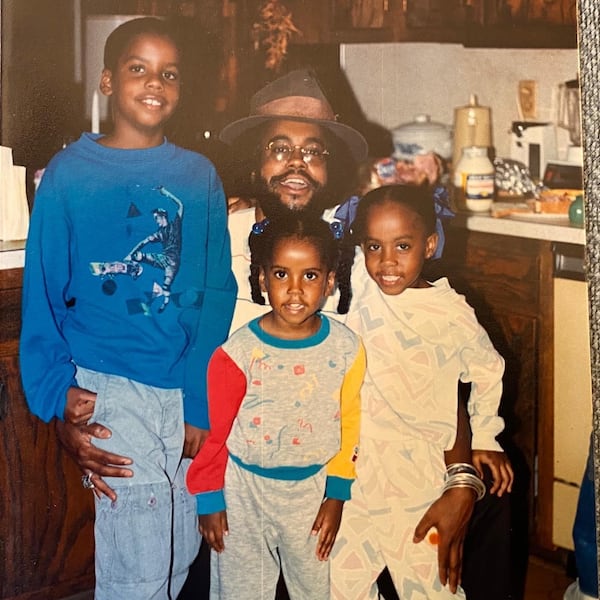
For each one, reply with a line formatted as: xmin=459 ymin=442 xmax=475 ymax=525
xmin=391 ymin=114 xmax=452 ymax=162
xmin=452 ymin=94 xmax=492 ymax=169
xmin=543 ymin=160 xmax=583 ymax=190
xmin=509 ymin=121 xmax=556 ymax=181
xmin=509 ymin=78 xmax=583 ymax=181
xmin=557 ymin=78 xmax=582 ymax=166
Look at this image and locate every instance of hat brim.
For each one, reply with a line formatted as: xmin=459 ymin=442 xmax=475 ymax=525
xmin=219 ymin=114 xmax=368 ymax=163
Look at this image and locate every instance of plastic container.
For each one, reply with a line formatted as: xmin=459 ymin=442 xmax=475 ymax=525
xmin=392 ymin=114 xmax=453 ymax=161
xmin=452 ymin=95 xmax=492 ymax=169
xmin=453 ymin=146 xmax=495 ymax=212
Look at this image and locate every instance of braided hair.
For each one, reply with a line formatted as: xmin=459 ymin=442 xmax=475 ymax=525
xmin=248 ymin=209 xmax=350 ymax=313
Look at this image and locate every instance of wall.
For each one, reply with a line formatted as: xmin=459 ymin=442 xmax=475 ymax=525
xmin=1 ymin=0 xmax=79 ymax=174
xmin=340 ymin=43 xmax=579 ymax=161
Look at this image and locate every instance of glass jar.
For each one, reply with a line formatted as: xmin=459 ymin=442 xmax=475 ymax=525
xmin=453 ymin=146 xmax=495 ymax=212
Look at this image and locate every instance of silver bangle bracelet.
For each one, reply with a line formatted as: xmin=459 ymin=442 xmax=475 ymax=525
xmin=445 ymin=462 xmax=480 ymax=480
xmin=443 ymin=472 xmax=486 ymax=501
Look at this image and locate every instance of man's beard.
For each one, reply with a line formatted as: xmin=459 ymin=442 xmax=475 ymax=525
xmin=254 ymin=172 xmax=337 ymax=220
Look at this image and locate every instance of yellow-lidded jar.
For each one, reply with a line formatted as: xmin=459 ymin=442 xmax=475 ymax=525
xmin=453 ymin=146 xmax=495 ymax=212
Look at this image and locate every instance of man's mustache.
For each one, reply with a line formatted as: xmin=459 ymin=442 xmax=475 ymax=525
xmin=268 ymin=169 xmax=321 ymax=190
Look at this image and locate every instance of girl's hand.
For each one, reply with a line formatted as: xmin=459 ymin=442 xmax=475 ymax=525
xmin=413 ymin=487 xmax=475 ymax=593
xmin=472 ymin=450 xmax=514 ymax=496
xmin=199 ymin=511 xmax=229 ymax=553
xmin=310 ymin=498 xmax=344 ymax=561
xmin=183 ymin=424 xmax=210 ymax=459
xmin=64 ymin=386 xmax=97 ymax=425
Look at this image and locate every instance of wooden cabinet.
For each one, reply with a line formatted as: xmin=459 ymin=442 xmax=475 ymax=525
xmin=0 ymin=268 xmax=95 ymax=600
xmin=249 ymin=0 xmax=577 ymax=48
xmin=423 ymin=228 xmax=556 ymax=551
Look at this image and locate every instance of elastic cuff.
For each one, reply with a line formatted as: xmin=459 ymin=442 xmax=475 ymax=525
xmin=471 ymin=435 xmax=503 ymax=452
xmin=325 ymin=476 xmax=353 ymax=501
xmin=195 ymin=490 xmax=225 ymax=515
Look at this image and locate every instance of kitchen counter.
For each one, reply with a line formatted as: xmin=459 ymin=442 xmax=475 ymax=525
xmin=0 ymin=240 xmax=25 ymax=270
xmin=450 ymin=210 xmax=586 ymax=245
xmin=0 ymin=208 xmax=586 ymax=271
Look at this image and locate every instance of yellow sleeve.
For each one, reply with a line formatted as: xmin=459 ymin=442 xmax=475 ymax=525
xmin=326 ymin=339 xmax=365 ymax=483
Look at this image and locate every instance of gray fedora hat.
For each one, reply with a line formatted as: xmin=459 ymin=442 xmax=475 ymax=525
xmin=219 ymin=69 xmax=368 ymax=162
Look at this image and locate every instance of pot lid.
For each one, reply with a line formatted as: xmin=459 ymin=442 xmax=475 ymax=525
xmin=393 ymin=114 xmax=450 ymax=134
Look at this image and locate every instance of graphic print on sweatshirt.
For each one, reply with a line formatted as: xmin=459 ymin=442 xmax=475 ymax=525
xmin=89 ymin=185 xmax=184 ymax=314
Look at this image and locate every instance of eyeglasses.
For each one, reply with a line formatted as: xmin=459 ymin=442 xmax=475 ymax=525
xmin=264 ymin=141 xmax=330 ymax=165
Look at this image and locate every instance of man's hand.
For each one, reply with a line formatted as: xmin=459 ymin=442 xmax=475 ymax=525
xmin=56 ymin=420 xmax=133 ymax=501
xmin=199 ymin=511 xmax=229 ymax=553
xmin=183 ymin=424 xmax=209 ymax=459
xmin=64 ymin=386 xmax=97 ymax=425
xmin=413 ymin=487 xmax=475 ymax=593
xmin=472 ymin=450 xmax=514 ymax=496
xmin=227 ymin=196 xmax=255 ymax=214
xmin=311 ymin=498 xmax=344 ymax=561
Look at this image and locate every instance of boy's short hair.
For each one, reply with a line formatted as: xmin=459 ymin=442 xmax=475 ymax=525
xmin=103 ymin=17 xmax=182 ymax=72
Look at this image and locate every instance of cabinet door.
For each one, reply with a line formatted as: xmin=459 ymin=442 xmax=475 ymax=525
xmin=0 ymin=355 xmax=95 ymax=599
xmin=424 ymin=230 xmax=555 ymax=550
xmin=0 ymin=270 xmax=95 ymax=600
xmin=440 ymin=268 xmax=539 ymax=533
xmin=333 ymin=0 xmax=388 ymax=29
xmin=501 ymin=0 xmax=577 ymax=25
xmin=482 ymin=309 xmax=537 ymax=500
xmin=405 ymin=0 xmax=467 ymax=28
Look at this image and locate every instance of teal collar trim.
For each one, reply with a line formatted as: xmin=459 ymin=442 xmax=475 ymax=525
xmin=248 ymin=313 xmax=330 ymax=349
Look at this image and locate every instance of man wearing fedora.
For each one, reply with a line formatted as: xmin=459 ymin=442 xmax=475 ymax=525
xmin=220 ymin=68 xmax=367 ymax=332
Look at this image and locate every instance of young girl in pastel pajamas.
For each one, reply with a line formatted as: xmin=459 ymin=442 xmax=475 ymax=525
xmin=330 ymin=184 xmax=507 ymax=599
xmin=186 ymin=212 xmax=366 ymax=599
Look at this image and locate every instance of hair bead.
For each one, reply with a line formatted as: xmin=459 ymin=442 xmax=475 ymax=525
xmin=251 ymin=218 xmax=270 ymax=235
xmin=329 ymin=221 xmax=344 ymax=240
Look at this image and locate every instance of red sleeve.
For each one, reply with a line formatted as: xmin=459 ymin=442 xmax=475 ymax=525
xmin=186 ymin=346 xmax=247 ymax=494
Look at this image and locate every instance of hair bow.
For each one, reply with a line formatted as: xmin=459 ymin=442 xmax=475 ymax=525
xmin=332 ymin=195 xmax=360 ymax=234
xmin=432 ymin=185 xmax=455 ymax=260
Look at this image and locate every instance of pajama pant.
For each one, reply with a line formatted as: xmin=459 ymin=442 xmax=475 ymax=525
xmin=331 ymin=435 xmax=466 ymax=600
xmin=210 ymin=458 xmax=330 ymax=599
xmin=76 ymin=367 xmax=200 ymax=600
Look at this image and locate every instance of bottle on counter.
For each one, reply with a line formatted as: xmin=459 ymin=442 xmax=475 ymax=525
xmin=452 ymin=146 xmax=495 ymax=212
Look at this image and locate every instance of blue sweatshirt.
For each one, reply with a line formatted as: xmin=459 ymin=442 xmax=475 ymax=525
xmin=20 ymin=133 xmax=237 ymax=428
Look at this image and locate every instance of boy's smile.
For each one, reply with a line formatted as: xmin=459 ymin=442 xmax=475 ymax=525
xmin=100 ymin=33 xmax=181 ymax=147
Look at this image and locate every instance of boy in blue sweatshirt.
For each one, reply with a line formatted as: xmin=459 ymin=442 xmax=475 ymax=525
xmin=19 ymin=17 xmax=236 ymax=599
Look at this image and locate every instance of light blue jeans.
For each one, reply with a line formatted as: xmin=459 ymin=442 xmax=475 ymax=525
xmin=76 ymin=367 xmax=200 ymax=600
